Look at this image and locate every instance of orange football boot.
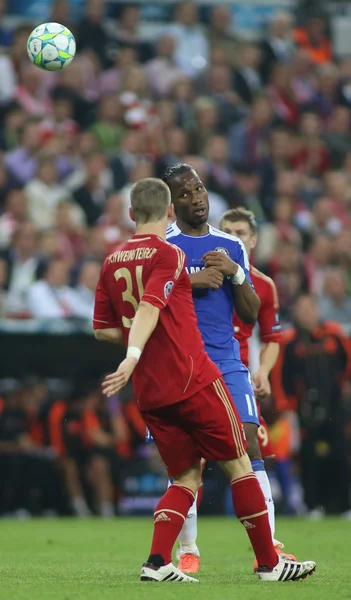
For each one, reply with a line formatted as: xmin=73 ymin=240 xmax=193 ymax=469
xmin=178 ymin=553 xmax=200 ymax=574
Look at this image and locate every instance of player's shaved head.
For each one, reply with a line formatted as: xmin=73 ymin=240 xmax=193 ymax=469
xmin=162 ymin=163 xmax=194 ymax=188
xmin=130 ymin=177 xmax=171 ymax=224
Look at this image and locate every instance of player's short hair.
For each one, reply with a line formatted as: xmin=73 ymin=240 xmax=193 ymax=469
xmin=220 ymin=207 xmax=257 ymax=235
xmin=130 ymin=177 xmax=171 ymax=224
xmin=162 ymin=163 xmax=193 ymax=188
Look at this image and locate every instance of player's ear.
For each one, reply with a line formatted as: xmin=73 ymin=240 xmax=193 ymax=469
xmin=167 ymin=203 xmax=174 ymax=220
xmin=129 ymin=207 xmax=136 ymax=223
xmin=251 ymin=234 xmax=258 ymax=251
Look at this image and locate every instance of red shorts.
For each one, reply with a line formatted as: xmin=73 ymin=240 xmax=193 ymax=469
xmin=258 ymin=415 xmax=275 ymax=459
xmin=141 ymin=378 xmax=247 ymax=478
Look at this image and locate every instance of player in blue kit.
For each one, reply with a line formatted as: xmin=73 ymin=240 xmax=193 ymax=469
xmin=162 ymin=163 xmax=294 ymax=573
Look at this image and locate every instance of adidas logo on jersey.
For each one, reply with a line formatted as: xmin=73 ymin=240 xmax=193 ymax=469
xmin=154 ymin=511 xmax=171 ymax=523
xmin=243 ymin=520 xmax=256 ymax=529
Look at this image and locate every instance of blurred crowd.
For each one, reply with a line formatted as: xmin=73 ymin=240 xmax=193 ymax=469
xmin=0 ymin=0 xmax=350 ymax=326
xmin=0 ymin=377 xmax=165 ymax=517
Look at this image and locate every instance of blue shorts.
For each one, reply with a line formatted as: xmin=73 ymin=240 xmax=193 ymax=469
xmin=216 ymin=360 xmax=259 ymax=427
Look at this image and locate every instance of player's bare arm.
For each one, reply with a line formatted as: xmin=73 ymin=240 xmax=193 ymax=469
xmin=94 ymin=327 xmax=124 ymax=344
xmin=202 ymin=251 xmax=260 ymax=323
xmin=253 ymin=342 xmax=280 ymax=399
xmin=253 ymin=274 xmax=281 ymax=398
xmin=102 ymin=301 xmax=160 ymax=397
xmin=189 ymin=267 xmax=224 ymax=291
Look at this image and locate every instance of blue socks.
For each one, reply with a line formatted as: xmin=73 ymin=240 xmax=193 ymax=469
xmin=251 ymin=459 xmax=265 ymax=473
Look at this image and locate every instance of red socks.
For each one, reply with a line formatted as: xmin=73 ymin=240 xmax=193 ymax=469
xmin=231 ymin=473 xmax=277 ymax=569
xmin=148 ymin=471 xmax=277 ymax=569
xmin=149 ymin=484 xmax=195 ymax=566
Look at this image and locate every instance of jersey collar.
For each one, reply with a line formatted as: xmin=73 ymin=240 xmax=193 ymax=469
xmin=172 ymin=221 xmax=211 ymax=237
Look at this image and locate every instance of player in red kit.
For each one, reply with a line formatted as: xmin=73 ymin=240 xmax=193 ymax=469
xmin=220 ymin=207 xmax=296 ymax=569
xmin=236 ymin=267 xmax=278 ymax=459
xmin=93 ymin=178 xmax=315 ymax=583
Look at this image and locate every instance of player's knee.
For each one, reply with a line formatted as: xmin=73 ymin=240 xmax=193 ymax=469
xmin=173 ymin=462 xmax=202 ymax=494
xmin=244 ymin=424 xmax=262 ymax=461
xmin=219 ymin=453 xmax=252 ymax=480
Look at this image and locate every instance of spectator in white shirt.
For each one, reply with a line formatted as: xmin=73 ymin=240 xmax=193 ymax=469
xmin=25 ymin=156 xmax=71 ymax=231
xmin=1 ymin=222 xmax=44 ymax=316
xmin=27 ymin=259 xmax=76 ymax=319
xmin=0 ymin=25 xmax=31 ymax=106
xmin=318 ymin=270 xmax=351 ymax=328
xmin=145 ymin=35 xmax=185 ymax=98
xmin=71 ymin=261 xmax=101 ymax=319
xmin=167 ymin=1 xmax=209 ymax=79
xmin=260 ymin=12 xmax=295 ymax=84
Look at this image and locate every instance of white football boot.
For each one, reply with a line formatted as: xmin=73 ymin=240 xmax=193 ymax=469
xmin=257 ymin=555 xmax=316 ymax=582
xmin=140 ymin=562 xmax=199 ymax=582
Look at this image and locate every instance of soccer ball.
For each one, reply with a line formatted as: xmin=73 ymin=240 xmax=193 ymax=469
xmin=27 ymin=22 xmax=76 ymax=72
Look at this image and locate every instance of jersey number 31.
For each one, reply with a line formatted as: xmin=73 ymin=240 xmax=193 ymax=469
xmin=114 ymin=266 xmax=144 ymax=328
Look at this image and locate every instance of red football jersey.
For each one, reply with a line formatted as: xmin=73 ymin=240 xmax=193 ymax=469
xmin=93 ymin=234 xmax=220 ymax=411
xmin=234 ymin=265 xmax=281 ymax=368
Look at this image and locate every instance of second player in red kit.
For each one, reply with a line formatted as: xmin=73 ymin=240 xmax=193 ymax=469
xmin=220 ymin=207 xmax=297 ymax=570
xmin=220 ymin=209 xmax=282 ymax=460
xmin=234 ymin=265 xmax=281 ymax=459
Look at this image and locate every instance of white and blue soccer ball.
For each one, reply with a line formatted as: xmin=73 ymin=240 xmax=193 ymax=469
xmin=27 ymin=22 xmax=76 ymax=72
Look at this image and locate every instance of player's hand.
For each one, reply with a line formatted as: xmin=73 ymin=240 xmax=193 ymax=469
xmin=253 ymin=368 xmax=271 ymax=399
xmin=102 ymin=357 xmax=138 ymax=397
xmin=202 ymin=251 xmax=239 ymax=278
xmin=189 ymin=267 xmax=224 ymax=290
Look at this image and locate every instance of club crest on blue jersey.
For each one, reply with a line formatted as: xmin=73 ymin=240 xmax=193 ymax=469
xmin=214 ymin=247 xmax=229 ymax=256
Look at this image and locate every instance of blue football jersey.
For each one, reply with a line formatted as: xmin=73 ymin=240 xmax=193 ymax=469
xmin=166 ymin=222 xmax=253 ymax=362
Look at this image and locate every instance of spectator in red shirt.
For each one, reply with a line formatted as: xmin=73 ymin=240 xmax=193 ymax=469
xmin=266 ymin=63 xmax=299 ymax=127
